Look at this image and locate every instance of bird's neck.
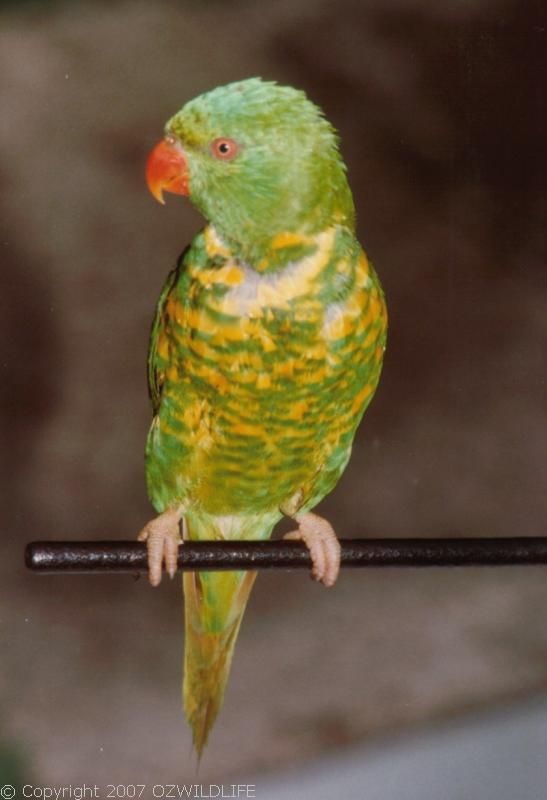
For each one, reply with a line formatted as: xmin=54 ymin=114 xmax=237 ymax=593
xmin=209 ymin=216 xmax=352 ymax=273
xmin=197 ymin=152 xmax=355 ymax=271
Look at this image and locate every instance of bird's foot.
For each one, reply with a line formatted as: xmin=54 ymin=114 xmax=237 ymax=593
xmin=283 ymin=512 xmax=341 ymax=587
xmin=137 ymin=507 xmax=184 ymax=587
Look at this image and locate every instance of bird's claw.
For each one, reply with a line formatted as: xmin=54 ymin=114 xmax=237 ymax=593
xmin=283 ymin=512 xmax=341 ymax=587
xmin=137 ymin=508 xmax=183 ymax=586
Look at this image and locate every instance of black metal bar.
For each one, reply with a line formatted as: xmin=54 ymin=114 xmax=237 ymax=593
xmin=25 ymin=537 xmax=547 ymax=574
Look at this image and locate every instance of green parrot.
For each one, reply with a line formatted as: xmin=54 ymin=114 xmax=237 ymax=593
xmin=140 ymin=77 xmax=387 ymax=756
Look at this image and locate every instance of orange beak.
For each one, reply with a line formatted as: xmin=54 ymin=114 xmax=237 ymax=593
xmin=145 ymin=137 xmax=190 ymax=204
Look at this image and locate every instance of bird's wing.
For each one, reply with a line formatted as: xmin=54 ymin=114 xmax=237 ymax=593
xmin=147 ymin=250 xmax=188 ymax=416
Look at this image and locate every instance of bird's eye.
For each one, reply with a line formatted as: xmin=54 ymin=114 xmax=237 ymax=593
xmin=211 ymin=137 xmax=239 ymax=161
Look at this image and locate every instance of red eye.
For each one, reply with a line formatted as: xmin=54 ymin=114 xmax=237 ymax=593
xmin=211 ymin=137 xmax=239 ymax=160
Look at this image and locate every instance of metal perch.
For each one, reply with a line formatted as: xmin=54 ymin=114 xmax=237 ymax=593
xmin=25 ymin=537 xmax=547 ymax=574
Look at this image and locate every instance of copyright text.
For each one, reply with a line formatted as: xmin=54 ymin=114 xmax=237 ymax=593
xmin=10 ymin=787 xmax=256 ymax=800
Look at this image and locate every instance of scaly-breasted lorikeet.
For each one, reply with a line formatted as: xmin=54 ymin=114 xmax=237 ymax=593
xmin=141 ymin=78 xmax=387 ymax=756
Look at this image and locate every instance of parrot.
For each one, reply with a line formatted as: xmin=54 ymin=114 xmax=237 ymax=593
xmin=140 ymin=77 xmax=387 ymax=757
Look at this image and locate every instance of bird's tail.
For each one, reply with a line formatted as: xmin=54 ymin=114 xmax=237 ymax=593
xmin=182 ymin=512 xmax=277 ymax=758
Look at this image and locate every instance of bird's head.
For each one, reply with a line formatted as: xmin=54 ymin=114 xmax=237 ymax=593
xmin=146 ymin=78 xmax=354 ymax=264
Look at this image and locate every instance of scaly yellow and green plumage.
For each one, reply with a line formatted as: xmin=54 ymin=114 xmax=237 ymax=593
xmin=142 ymin=78 xmax=387 ymax=756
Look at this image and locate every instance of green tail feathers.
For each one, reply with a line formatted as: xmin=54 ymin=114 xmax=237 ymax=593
xmin=183 ymin=569 xmax=256 ymax=756
xmin=182 ymin=511 xmax=280 ymax=757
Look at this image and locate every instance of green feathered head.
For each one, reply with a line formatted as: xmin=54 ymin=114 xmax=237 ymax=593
xmin=146 ymin=78 xmax=355 ymax=261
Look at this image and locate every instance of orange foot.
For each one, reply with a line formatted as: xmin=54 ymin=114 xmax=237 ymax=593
xmin=137 ymin=507 xmax=184 ymax=587
xmin=283 ymin=512 xmax=341 ymax=587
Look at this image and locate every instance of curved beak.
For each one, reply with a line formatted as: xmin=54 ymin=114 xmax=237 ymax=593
xmin=145 ymin=137 xmax=190 ymax=204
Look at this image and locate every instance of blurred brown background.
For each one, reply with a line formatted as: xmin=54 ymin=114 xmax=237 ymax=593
xmin=1 ymin=0 xmax=546 ymax=785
